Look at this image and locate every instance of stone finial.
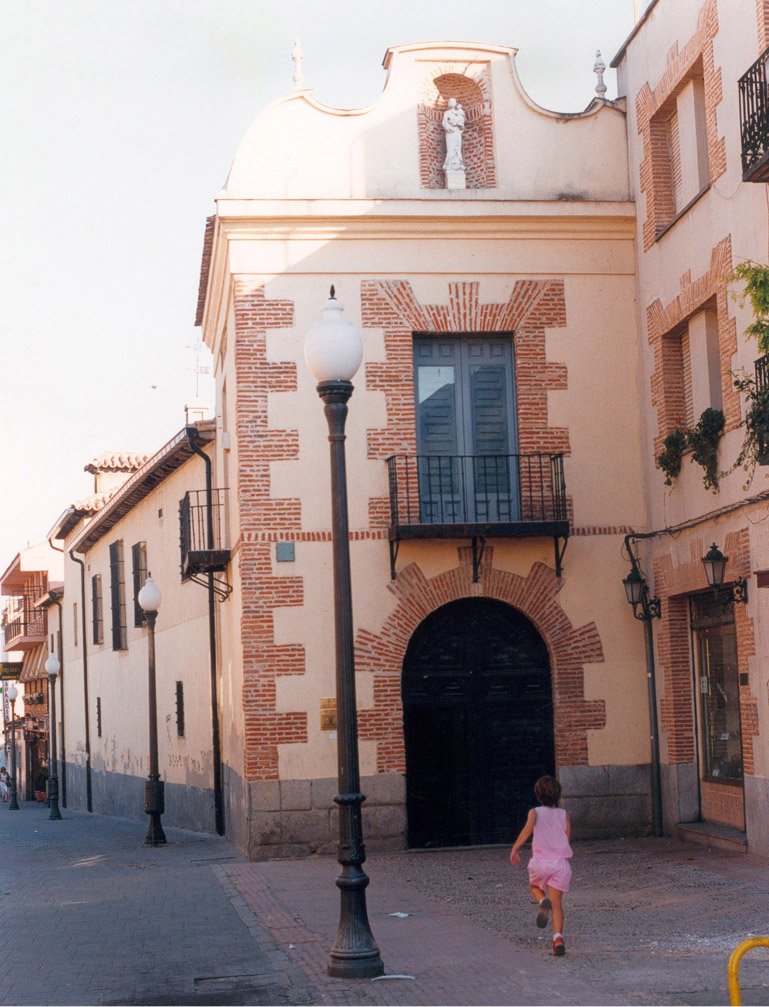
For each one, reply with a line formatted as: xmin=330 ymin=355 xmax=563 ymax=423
xmin=593 ymin=50 xmax=607 ymax=97
xmin=292 ymin=38 xmax=304 ymax=90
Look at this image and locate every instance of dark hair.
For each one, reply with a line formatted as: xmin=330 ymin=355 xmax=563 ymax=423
xmin=534 ymin=775 xmax=562 ymax=807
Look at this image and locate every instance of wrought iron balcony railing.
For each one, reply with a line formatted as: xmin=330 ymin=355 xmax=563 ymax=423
xmin=179 ymin=489 xmax=231 ymax=581
xmin=3 ymin=589 xmax=46 ymax=649
xmin=739 ymin=48 xmax=769 ymax=181
xmin=386 ymin=453 xmax=569 ymax=579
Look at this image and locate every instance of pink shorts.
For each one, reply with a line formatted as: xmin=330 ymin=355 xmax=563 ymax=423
xmin=528 ymin=856 xmax=572 ymax=893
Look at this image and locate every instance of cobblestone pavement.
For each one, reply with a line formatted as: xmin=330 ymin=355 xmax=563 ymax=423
xmin=3 ymin=799 xmax=769 ymax=1005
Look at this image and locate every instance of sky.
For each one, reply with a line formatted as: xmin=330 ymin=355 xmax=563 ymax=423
xmin=0 ymin=0 xmax=639 ymax=571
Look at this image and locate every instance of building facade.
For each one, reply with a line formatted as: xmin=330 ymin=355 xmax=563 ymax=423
xmin=197 ymin=41 xmax=654 ymax=858
xmin=614 ymin=0 xmax=769 ymax=854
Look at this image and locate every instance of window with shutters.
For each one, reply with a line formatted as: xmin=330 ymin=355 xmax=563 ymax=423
xmin=109 ymin=541 xmax=127 ymax=651
xmin=413 ymin=334 xmax=519 ymax=523
xmin=91 ymin=574 xmax=104 ymax=645
xmin=131 ymin=542 xmax=148 ymax=628
xmin=661 ymin=301 xmax=722 ymax=432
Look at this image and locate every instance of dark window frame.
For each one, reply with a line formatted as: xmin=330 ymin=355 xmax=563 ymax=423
xmin=175 ymin=681 xmax=185 ymax=738
xmin=109 ymin=541 xmax=127 ymax=651
xmin=91 ymin=574 xmax=104 ymax=645
xmin=131 ymin=541 xmax=148 ymax=628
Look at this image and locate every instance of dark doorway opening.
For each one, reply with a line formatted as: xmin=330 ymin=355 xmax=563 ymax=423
xmin=402 ymin=597 xmax=554 ymax=848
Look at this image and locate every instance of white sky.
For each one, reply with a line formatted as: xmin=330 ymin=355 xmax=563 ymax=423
xmin=0 ymin=0 xmax=638 ymax=570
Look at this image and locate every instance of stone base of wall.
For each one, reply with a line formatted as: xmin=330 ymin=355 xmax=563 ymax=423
xmin=62 ymin=762 xmax=218 ymax=834
xmin=246 ymin=773 xmax=406 ymax=860
xmin=661 ymin=761 xmax=699 ymax=832
xmin=559 ymin=764 xmax=652 ymax=838
xmin=744 ymin=775 xmax=769 ymax=857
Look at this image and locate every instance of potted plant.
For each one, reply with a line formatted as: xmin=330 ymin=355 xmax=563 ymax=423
xmin=729 ymin=261 xmax=769 ymax=353
xmin=687 ymin=407 xmax=725 ymax=492
xmin=733 ymin=373 xmax=769 ymax=474
xmin=657 ymin=427 xmax=687 ymax=485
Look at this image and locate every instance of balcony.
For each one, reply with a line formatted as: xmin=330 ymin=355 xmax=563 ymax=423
xmin=3 ymin=588 xmax=47 ymax=650
xmin=386 ymin=453 xmax=569 ymax=580
xmin=739 ymin=48 xmax=769 ymax=181
xmin=179 ymin=489 xmax=231 ymax=588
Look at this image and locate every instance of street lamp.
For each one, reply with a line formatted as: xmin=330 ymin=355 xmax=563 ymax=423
xmin=45 ymin=652 xmax=63 ymax=820
xmin=701 ymin=543 xmax=748 ymax=603
xmin=623 ymin=535 xmax=663 ymax=838
xmin=304 ymin=287 xmax=384 ymax=979
xmin=6 ymin=684 xmax=19 ymax=811
xmin=138 ymin=574 xmax=166 ymax=846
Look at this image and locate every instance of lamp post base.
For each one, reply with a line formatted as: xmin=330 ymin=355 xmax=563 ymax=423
xmin=145 ymin=815 xmax=167 ymax=846
xmin=327 ymin=865 xmax=384 ymax=979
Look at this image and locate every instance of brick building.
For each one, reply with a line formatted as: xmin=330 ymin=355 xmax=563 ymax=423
xmin=613 ymin=0 xmax=769 ymax=854
xmin=196 ymin=41 xmax=652 ymax=858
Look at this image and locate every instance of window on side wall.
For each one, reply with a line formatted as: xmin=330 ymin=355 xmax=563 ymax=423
xmin=652 ymin=66 xmax=709 ymax=235
xmin=662 ymin=303 xmax=722 ymax=431
xmin=109 ymin=540 xmax=127 ymax=651
xmin=131 ymin=541 xmax=148 ymax=628
xmin=92 ymin=574 xmax=104 ymax=645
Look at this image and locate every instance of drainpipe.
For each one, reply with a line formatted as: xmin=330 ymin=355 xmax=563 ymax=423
xmin=69 ymin=550 xmax=92 ymax=813
xmin=186 ymin=426 xmax=225 ymax=835
xmin=48 ymin=538 xmax=67 ymax=807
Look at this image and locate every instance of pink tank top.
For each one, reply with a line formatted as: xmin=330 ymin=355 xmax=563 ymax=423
xmin=532 ymin=806 xmax=573 ymax=859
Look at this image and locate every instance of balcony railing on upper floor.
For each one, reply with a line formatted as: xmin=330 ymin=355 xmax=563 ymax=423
xmin=739 ymin=48 xmax=769 ymax=181
xmin=386 ymin=452 xmax=569 ymax=579
xmin=179 ymin=489 xmax=231 ymax=585
xmin=3 ymin=588 xmax=47 ymax=650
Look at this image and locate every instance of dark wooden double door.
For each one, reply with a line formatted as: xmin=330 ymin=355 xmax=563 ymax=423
xmin=403 ymin=598 xmax=554 ymax=848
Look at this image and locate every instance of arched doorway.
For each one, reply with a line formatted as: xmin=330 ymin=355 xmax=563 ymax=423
xmin=402 ymin=597 xmax=554 ymax=848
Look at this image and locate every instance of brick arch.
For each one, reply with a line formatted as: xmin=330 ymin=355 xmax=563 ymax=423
xmin=356 ymin=545 xmax=605 ymax=772
xmin=418 ymin=64 xmax=495 ymax=189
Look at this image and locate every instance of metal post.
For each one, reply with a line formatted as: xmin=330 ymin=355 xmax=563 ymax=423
xmin=47 ymin=672 xmax=62 ymax=820
xmin=642 ymin=611 xmax=663 ymax=838
xmin=8 ymin=698 xmax=19 ymax=811
xmin=318 ymin=379 xmax=384 ymax=980
xmin=144 ymin=610 xmax=166 ymax=845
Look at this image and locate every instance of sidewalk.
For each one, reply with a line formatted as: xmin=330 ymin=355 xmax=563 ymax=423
xmin=225 ymin=837 xmax=769 ymax=1006
xmin=2 ymin=800 xmax=769 ymax=1005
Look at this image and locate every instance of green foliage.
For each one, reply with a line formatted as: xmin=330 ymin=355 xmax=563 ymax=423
xmin=728 ymin=261 xmax=769 ymax=354
xmin=657 ymin=409 xmax=725 ymax=491
xmin=732 ymin=373 xmax=769 ymax=482
xmin=686 ymin=407 xmax=725 ymax=491
xmin=656 ymin=427 xmax=687 ymax=485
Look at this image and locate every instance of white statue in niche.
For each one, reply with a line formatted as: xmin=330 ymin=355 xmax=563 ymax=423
xmin=441 ymin=98 xmax=465 ymax=171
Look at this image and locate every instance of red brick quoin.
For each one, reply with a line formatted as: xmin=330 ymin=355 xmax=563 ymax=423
xmin=356 ymin=545 xmax=605 ymax=772
xmin=233 ymin=280 xmax=307 ymax=781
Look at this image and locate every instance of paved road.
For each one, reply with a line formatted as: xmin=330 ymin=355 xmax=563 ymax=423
xmin=0 ymin=802 xmax=315 ymax=1006
xmin=3 ymin=800 xmax=769 ymax=1005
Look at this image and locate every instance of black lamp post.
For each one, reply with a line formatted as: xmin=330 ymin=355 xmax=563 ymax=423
xmin=623 ymin=536 xmax=663 ymax=838
xmin=702 ymin=543 xmax=748 ymax=603
xmin=138 ymin=574 xmax=166 ymax=846
xmin=304 ymin=287 xmax=384 ymax=980
xmin=44 ymin=652 xmax=62 ymax=820
xmin=6 ymin=684 xmax=19 ymax=811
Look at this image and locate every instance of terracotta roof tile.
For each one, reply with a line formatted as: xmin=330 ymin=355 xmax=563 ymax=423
xmin=84 ymin=452 xmax=151 ymax=475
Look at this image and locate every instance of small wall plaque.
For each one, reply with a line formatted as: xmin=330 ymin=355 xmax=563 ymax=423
xmin=320 ymin=697 xmax=337 ymax=731
xmin=276 ymin=541 xmax=295 ymax=562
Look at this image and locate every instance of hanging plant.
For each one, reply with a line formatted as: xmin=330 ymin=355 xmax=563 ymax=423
xmin=687 ymin=407 xmax=725 ymax=491
xmin=656 ymin=427 xmax=687 ymax=485
xmin=728 ymin=261 xmax=769 ymax=354
xmin=732 ymin=373 xmax=769 ymax=478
